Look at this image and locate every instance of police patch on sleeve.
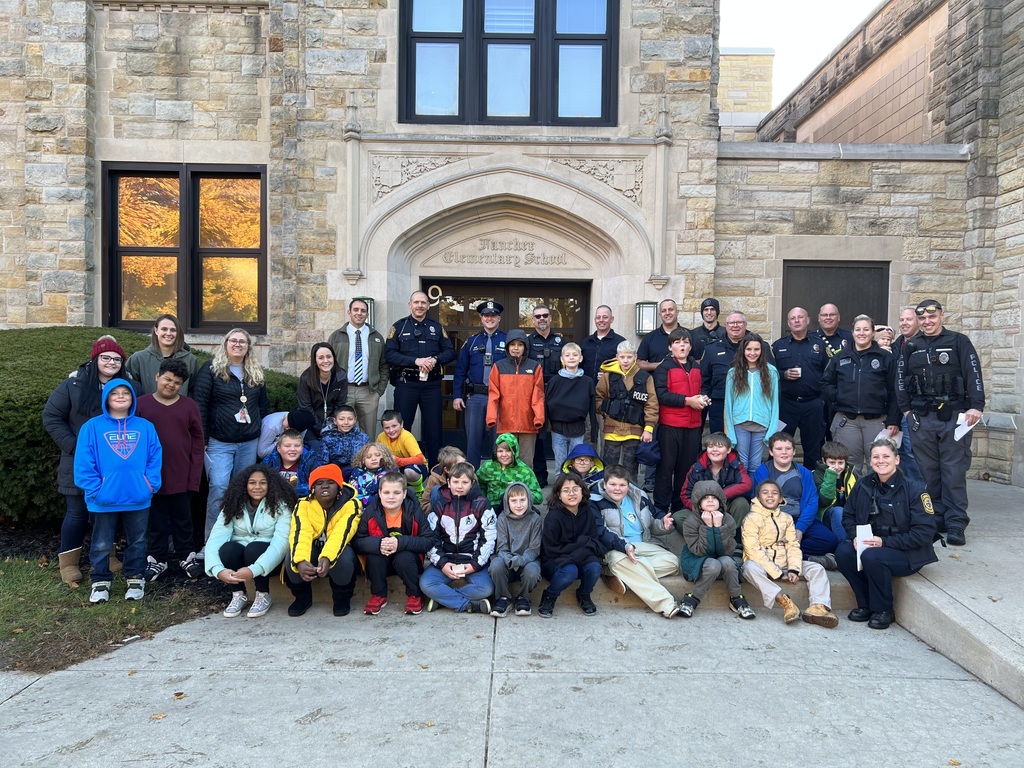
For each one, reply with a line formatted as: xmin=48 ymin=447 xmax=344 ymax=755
xmin=921 ymin=492 xmax=935 ymax=515
xmin=387 ymin=325 xmax=396 ymax=339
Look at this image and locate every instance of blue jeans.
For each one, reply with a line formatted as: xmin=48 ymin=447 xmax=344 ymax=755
xmin=60 ymin=493 xmax=89 ymax=552
xmin=90 ymin=509 xmax=149 ymax=582
xmin=419 ymin=565 xmax=494 ymax=611
xmin=827 ymin=506 xmax=845 ymax=541
xmin=205 ymin=438 xmax=258 ymax=539
xmin=734 ymin=426 xmax=767 ymax=477
xmin=550 ymin=432 xmax=584 ymax=473
xmin=463 ymin=393 xmax=495 ymax=467
xmin=541 ymin=560 xmax=602 ymax=598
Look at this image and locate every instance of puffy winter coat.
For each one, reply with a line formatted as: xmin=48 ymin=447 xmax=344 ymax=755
xmin=192 ymin=360 xmax=269 ymax=445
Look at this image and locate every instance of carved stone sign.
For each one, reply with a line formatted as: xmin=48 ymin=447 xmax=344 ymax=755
xmin=420 ymin=233 xmax=592 ymax=273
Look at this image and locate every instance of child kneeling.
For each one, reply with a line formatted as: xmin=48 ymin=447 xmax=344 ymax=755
xmin=488 ymin=481 xmax=542 ymax=617
xmin=741 ymin=480 xmax=838 ymax=627
xmin=677 ymin=481 xmax=755 ymax=619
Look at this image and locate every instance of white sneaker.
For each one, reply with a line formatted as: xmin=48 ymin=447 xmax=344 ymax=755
xmin=144 ymin=556 xmax=168 ymax=582
xmin=247 ymin=592 xmax=272 ymax=618
xmin=125 ymin=578 xmax=145 ymax=601
xmin=89 ymin=581 xmax=111 ymax=603
xmin=224 ymin=591 xmax=248 ymax=618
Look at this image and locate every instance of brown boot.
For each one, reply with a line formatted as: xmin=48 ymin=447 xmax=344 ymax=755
xmin=109 ymin=553 xmax=123 ymax=574
xmin=775 ymin=593 xmax=800 ymax=623
xmin=802 ymin=603 xmax=839 ymax=628
xmin=58 ymin=548 xmax=82 ymax=586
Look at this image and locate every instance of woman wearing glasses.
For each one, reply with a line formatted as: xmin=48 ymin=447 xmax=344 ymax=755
xmin=43 ymin=336 xmax=132 ymax=585
xmin=193 ymin=329 xmax=269 ymax=546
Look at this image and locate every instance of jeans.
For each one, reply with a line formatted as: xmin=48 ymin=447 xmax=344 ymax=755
xmin=463 ymin=393 xmax=495 ymax=468
xmin=205 ymin=438 xmax=258 ymax=539
xmin=827 ymin=506 xmax=845 ymax=541
xmin=601 ymin=440 xmax=639 ymax=484
xmin=733 ymin=426 xmax=767 ymax=478
xmin=550 ymin=432 xmax=584 ymax=473
xmin=541 ymin=560 xmax=602 ymax=598
xmin=60 ymin=493 xmax=89 ymax=552
xmin=90 ymin=508 xmax=149 ymax=582
xmin=419 ymin=565 xmax=494 ymax=611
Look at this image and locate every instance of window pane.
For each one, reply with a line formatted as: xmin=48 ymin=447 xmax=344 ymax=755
xmin=484 ymin=0 xmax=534 ymax=33
xmin=121 ymin=255 xmax=177 ymax=321
xmin=199 ymin=177 xmax=261 ymax=249
xmin=416 ymin=43 xmax=461 ymax=115
xmin=556 ymin=0 xmax=606 ymax=34
xmin=202 ymin=256 xmax=259 ymax=323
xmin=487 ymin=44 xmax=531 ymax=117
xmin=412 ymin=0 xmax=463 ymax=33
xmin=118 ymin=176 xmax=179 ymax=247
xmin=558 ymin=45 xmax=602 ymax=118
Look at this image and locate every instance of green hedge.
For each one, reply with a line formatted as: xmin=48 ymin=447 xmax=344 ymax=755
xmin=0 ymin=327 xmax=299 ymax=525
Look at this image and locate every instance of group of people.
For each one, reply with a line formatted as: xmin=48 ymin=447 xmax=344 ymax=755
xmin=42 ymin=291 xmax=981 ymax=629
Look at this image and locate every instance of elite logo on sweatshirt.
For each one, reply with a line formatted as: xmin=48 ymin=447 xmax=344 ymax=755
xmin=104 ymin=430 xmax=142 ymax=459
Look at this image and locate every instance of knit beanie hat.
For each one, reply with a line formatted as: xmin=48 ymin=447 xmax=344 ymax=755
xmin=700 ymin=298 xmax=720 ymax=316
xmin=309 ymin=464 xmax=345 ymax=488
xmin=287 ymin=408 xmax=317 ymax=433
xmin=91 ymin=337 xmax=127 ymax=361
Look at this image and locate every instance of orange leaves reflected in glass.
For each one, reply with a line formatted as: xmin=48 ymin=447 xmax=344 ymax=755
xmin=122 ymin=255 xmax=177 ymax=320
xmin=202 ymin=257 xmax=258 ymax=323
xmin=118 ymin=176 xmax=180 ymax=248
xmin=199 ymin=177 xmax=261 ymax=249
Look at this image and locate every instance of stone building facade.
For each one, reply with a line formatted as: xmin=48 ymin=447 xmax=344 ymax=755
xmin=1 ymin=0 xmax=1022 ymax=485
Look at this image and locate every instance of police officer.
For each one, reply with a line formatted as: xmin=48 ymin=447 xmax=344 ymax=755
xmin=453 ymin=301 xmax=507 ymax=467
xmin=527 ymin=304 xmax=565 ymax=485
xmin=897 ymin=299 xmax=984 ymax=546
xmin=384 ymin=290 xmax=456 ymax=466
xmin=815 ymin=303 xmax=855 ymax=440
xmin=700 ymin=311 xmax=750 ymax=435
xmin=690 ymin=297 xmax=728 ymax=361
xmin=580 ymin=304 xmax=625 ymax=382
xmin=771 ymin=307 xmax=828 ymax=468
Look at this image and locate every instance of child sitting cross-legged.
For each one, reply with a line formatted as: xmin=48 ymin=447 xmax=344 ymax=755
xmin=420 ymin=462 xmax=497 ymax=614
xmin=262 ymin=428 xmax=314 ymax=496
xmin=741 ymin=480 xmax=838 ymax=628
xmin=488 ymin=481 xmax=542 ymax=618
xmin=677 ymin=481 xmax=755 ymax=619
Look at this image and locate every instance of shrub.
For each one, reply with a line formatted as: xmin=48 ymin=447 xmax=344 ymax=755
xmin=0 ymin=327 xmax=299 ymax=525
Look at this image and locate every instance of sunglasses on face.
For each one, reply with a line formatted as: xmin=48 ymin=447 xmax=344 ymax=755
xmin=915 ymin=305 xmax=940 ymax=316
xmin=533 ymin=313 xmax=549 ymax=319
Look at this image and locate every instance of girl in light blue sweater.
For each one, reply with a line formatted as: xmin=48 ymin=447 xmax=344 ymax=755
xmin=724 ymin=335 xmax=779 ymax=474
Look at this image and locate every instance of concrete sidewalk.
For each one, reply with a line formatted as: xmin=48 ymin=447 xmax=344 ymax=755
xmin=1 ymin=481 xmax=1022 ymax=767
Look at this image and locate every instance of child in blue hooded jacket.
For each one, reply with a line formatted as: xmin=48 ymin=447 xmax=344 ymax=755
xmin=74 ymin=378 xmax=162 ymax=603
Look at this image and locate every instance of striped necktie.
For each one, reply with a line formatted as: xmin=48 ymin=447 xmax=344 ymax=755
xmin=352 ymin=328 xmax=364 ymax=384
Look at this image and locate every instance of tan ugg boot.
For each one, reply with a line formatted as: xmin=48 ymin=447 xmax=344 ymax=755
xmin=109 ymin=553 xmax=123 ymax=574
xmin=58 ymin=548 xmax=83 ymax=586
xmin=803 ymin=603 xmax=839 ymax=628
xmin=775 ymin=593 xmax=800 ymax=623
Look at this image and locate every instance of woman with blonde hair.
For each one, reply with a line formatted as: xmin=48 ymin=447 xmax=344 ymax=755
xmin=193 ymin=329 xmax=269 ymax=544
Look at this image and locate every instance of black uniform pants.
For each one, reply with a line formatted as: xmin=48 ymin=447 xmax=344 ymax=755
xmin=836 ymin=541 xmax=918 ymax=613
xmin=778 ymin=396 xmax=825 ymax=468
xmin=393 ymin=378 xmax=443 ymax=466
xmin=914 ymin=411 xmax=972 ymax=530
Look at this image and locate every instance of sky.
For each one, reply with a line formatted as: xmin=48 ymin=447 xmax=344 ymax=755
xmin=719 ymin=0 xmax=886 ymax=109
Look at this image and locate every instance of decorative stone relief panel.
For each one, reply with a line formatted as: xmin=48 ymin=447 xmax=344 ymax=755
xmin=371 ymin=154 xmax=463 ymax=200
xmin=550 ymin=157 xmax=644 ymax=204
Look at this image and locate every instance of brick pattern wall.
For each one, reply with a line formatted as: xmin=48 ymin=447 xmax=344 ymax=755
xmin=718 ymin=53 xmax=773 ymax=113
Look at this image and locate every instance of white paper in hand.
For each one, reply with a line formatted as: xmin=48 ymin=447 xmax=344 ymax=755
xmin=954 ymin=412 xmax=977 ymax=442
xmin=855 ymin=524 xmax=873 ymax=571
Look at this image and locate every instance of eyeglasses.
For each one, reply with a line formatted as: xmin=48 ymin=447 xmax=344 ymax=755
xmin=533 ymin=313 xmax=550 ymax=319
xmin=98 ymin=355 xmax=122 ymax=364
xmin=915 ymin=305 xmax=940 ymax=316
xmin=560 ymin=486 xmax=582 ymax=494
xmin=227 ymin=338 xmax=248 ymax=346
xmin=726 ymin=321 xmax=745 ymax=327
xmin=819 ymin=313 xmax=838 ymax=318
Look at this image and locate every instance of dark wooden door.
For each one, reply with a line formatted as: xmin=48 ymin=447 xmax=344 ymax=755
xmin=782 ymin=261 xmax=891 ymax=333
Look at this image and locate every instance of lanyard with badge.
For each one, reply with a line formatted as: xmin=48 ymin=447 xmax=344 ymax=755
xmin=235 ymin=376 xmax=251 ymax=424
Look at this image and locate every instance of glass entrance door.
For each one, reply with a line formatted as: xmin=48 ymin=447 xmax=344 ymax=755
xmin=424 ymin=279 xmax=590 ymax=453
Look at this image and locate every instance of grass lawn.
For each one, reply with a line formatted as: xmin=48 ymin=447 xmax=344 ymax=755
xmin=0 ymin=554 xmax=222 ymax=673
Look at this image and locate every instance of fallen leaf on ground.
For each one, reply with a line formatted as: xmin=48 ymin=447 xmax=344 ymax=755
xmin=129 ymin=670 xmax=138 ymax=676
xmin=38 ymin=556 xmax=49 ymax=567
xmin=150 ymin=713 xmax=166 ymax=720
xmin=397 ymin=653 xmax=404 ymax=658
xmin=12 ymin=628 xmax=23 ymax=634
xmin=949 ymin=760 xmax=961 ymax=766
xmin=172 ymin=692 xmax=187 ymax=700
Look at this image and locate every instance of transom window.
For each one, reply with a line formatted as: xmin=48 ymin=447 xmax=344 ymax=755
xmin=104 ymin=163 xmax=267 ymax=334
xmin=400 ymin=0 xmax=618 ymax=126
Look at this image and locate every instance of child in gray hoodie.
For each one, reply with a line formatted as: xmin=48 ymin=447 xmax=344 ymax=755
xmin=488 ymin=481 xmax=543 ymax=617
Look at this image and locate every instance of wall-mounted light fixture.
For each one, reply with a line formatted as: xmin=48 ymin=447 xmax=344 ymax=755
xmin=354 ymin=296 xmax=375 ymax=327
xmin=635 ymin=301 xmax=658 ymax=336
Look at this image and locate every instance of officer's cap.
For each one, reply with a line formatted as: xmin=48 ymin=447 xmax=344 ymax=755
xmin=476 ymin=301 xmax=504 ymax=316
xmin=915 ymin=299 xmax=943 ymax=316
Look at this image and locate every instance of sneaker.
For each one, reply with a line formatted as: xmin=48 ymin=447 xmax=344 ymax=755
xmin=678 ymin=594 xmax=699 ymax=618
xmin=538 ymin=591 xmax=556 ymax=618
xmin=514 ymin=596 xmax=532 ymax=616
xmin=364 ymin=595 xmax=388 ymax=615
xmin=405 ymin=595 xmax=423 ymax=615
xmin=247 ymin=591 xmax=272 ymax=618
xmin=601 ymin=573 xmax=626 ymax=595
xmin=125 ymin=577 xmax=146 ymax=601
xmin=730 ymin=595 xmax=756 ymax=620
xmin=806 ymin=553 xmax=838 ymax=571
xmin=775 ymin=593 xmax=800 ymax=623
xmin=467 ymin=598 xmax=491 ymax=614
xmin=491 ymin=596 xmax=512 ymax=617
xmin=224 ymin=591 xmax=248 ymax=618
xmin=89 ymin=581 xmax=111 ymax=604
xmin=947 ymin=527 xmax=966 ymax=546
xmin=144 ymin=556 xmax=168 ymax=583
xmin=802 ymin=603 xmax=839 ymax=629
xmin=426 ymin=598 xmax=439 ymax=613
xmin=576 ymin=590 xmax=597 ymax=616
xmin=179 ymin=552 xmax=204 ymax=579
xmin=662 ymin=604 xmax=681 ymax=619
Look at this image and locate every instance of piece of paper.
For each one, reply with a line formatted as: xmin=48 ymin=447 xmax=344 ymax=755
xmin=875 ymin=428 xmax=902 ymax=448
xmin=855 ymin=524 xmax=873 ymax=571
xmin=954 ymin=412 xmax=977 ymax=442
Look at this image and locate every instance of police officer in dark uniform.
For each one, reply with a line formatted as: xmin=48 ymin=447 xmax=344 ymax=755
xmin=897 ymin=299 xmax=984 ymax=546
xmin=527 ymin=304 xmax=565 ymax=485
xmin=690 ymin=297 xmax=728 ymax=362
xmin=384 ymin=290 xmax=456 ymax=466
xmin=453 ymin=301 xmax=507 ymax=467
xmin=700 ymin=310 xmax=750 ymax=434
xmin=834 ymin=437 xmax=937 ymax=629
xmin=815 ymin=303 xmax=855 ymax=440
xmin=771 ymin=306 xmax=828 ymax=468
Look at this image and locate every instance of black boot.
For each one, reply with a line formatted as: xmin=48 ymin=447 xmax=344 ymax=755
xmin=287 ymin=581 xmax=313 ymax=617
xmin=331 ymin=579 xmax=355 ymax=617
